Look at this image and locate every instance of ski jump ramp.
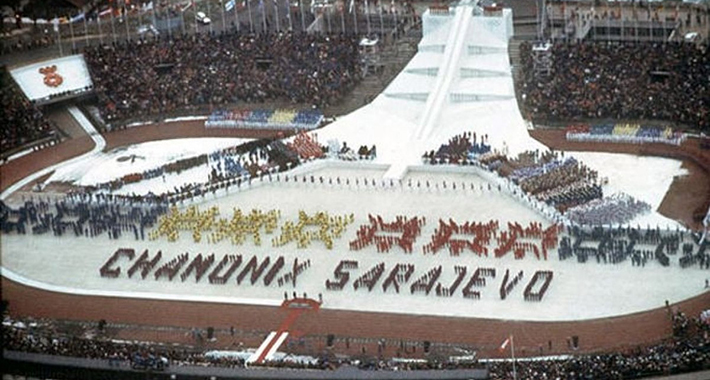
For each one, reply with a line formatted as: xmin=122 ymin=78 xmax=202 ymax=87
xmin=316 ymin=0 xmax=545 ymax=179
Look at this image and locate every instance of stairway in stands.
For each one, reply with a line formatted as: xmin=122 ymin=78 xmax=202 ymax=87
xmin=508 ymin=37 xmax=523 ymax=83
xmin=323 ymin=35 xmax=420 ymax=118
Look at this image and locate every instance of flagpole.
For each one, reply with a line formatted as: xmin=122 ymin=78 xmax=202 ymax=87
xmin=378 ymin=0 xmax=384 ymax=38
xmin=365 ymin=0 xmax=371 ymax=36
xmin=207 ymin=0 xmax=213 ymax=34
xmin=260 ymin=0 xmax=266 ymax=33
xmin=167 ymin=0 xmax=173 ymax=40
xmin=235 ymin=0 xmax=240 ymax=32
xmin=392 ymin=0 xmax=397 ymax=40
xmin=83 ymin=13 xmax=89 ymax=47
xmin=633 ymin=1 xmax=638 ymax=43
xmin=340 ymin=5 xmax=345 ymax=34
xmin=352 ymin=0 xmax=358 ymax=35
xmin=511 ymin=335 xmax=517 ymax=380
xmin=110 ymin=7 xmax=117 ymax=44
xmin=606 ymin=3 xmax=610 ymax=42
xmin=221 ymin=0 xmax=227 ymax=32
xmin=619 ymin=2 xmax=623 ymax=40
xmin=286 ymin=0 xmax=292 ymax=31
xmin=151 ymin=1 xmax=157 ymax=31
xmin=55 ymin=16 xmax=63 ymax=56
xmin=180 ymin=1 xmax=186 ymax=35
xmin=97 ymin=12 xmax=104 ymax=44
xmin=274 ymin=0 xmax=280 ymax=32
xmin=124 ymin=5 xmax=130 ymax=42
xmin=562 ymin=3 xmax=567 ymax=42
xmin=299 ymin=0 xmax=305 ymax=32
xmin=138 ymin=2 xmax=143 ymax=33
xmin=326 ymin=7 xmax=332 ymax=33
xmin=646 ymin=2 xmax=653 ymax=42
xmin=69 ymin=14 xmax=77 ymax=51
xmin=662 ymin=5 xmax=666 ymax=44
xmin=248 ymin=0 xmax=254 ymax=33
xmin=193 ymin=0 xmax=199 ymax=34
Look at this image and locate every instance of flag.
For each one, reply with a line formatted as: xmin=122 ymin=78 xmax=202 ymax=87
xmin=499 ymin=336 xmax=511 ymax=351
xmin=70 ymin=12 xmax=85 ymax=23
xmin=225 ymin=0 xmax=235 ymax=11
xmin=99 ymin=8 xmax=112 ymax=17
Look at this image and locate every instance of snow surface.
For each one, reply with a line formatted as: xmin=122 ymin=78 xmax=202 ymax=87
xmin=10 ymin=55 xmax=93 ymax=101
xmin=1 ymin=160 xmax=706 ymax=322
xmin=569 ymin=152 xmax=688 ymax=229
xmin=46 ymin=138 xmax=253 ymax=195
xmin=2 ymin=3 xmax=707 ymax=323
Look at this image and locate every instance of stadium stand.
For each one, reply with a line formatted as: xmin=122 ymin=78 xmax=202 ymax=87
xmin=84 ymin=32 xmax=362 ymax=124
xmin=518 ymin=41 xmax=710 ymax=133
xmin=0 ymin=67 xmax=58 ymax=156
xmin=3 ymin=310 xmax=709 ymax=377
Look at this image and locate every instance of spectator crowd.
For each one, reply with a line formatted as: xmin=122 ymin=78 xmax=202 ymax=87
xmin=3 ymin=310 xmax=709 ymax=378
xmin=0 ymin=67 xmax=58 ymax=155
xmin=84 ymin=31 xmax=362 ymax=123
xmin=489 ymin=311 xmax=710 ymax=380
xmin=518 ymin=41 xmax=710 ymax=133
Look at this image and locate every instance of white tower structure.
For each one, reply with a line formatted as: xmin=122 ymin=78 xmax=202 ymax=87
xmin=318 ymin=0 xmax=545 ymax=179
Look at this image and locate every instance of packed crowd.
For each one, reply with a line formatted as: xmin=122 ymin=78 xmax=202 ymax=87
xmin=84 ymin=31 xmax=362 ymax=123
xmin=4 ymin=307 xmax=710 ymax=378
xmin=519 ymin=41 xmax=710 ymax=132
xmin=1 ymin=316 xmax=256 ymax=368
xmin=0 ymin=67 xmax=58 ymax=155
xmin=489 ymin=314 xmax=710 ymax=380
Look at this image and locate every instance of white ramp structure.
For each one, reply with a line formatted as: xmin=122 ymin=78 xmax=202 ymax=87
xmin=317 ymin=0 xmax=545 ymax=179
